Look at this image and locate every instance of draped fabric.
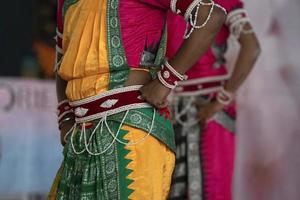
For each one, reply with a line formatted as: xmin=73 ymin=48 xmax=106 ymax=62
xmin=48 ymin=124 xmax=175 ymax=200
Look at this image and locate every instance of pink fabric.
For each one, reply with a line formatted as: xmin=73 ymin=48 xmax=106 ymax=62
xmin=119 ymin=0 xmax=204 ymax=68
xmin=137 ymin=0 xmax=200 ymax=15
xmin=201 ymin=120 xmax=236 ymax=200
xmin=119 ymin=0 xmax=169 ymax=67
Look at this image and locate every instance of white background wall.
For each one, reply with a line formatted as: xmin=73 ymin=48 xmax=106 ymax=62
xmin=234 ymin=0 xmax=300 ymax=199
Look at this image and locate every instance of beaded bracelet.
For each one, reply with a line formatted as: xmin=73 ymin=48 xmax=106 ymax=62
xmin=157 ymin=60 xmax=188 ymax=89
xmin=57 ymin=99 xmax=74 ymax=123
xmin=216 ymin=87 xmax=234 ymax=105
xmin=58 ymin=117 xmax=75 ymax=130
xmin=226 ymin=9 xmax=253 ymax=39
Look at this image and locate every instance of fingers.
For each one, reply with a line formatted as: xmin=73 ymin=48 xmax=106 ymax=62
xmin=141 ymin=93 xmax=169 ymax=109
xmin=193 ymin=100 xmax=205 ymax=110
xmin=155 ymin=100 xmax=169 ymax=109
xmin=140 ymin=83 xmax=169 ymax=109
xmin=60 ymin=135 xmax=66 ymax=146
xmin=197 ymin=109 xmax=211 ymax=129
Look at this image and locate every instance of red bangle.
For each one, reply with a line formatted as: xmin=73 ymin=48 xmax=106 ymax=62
xmin=157 ymin=60 xmax=188 ymax=89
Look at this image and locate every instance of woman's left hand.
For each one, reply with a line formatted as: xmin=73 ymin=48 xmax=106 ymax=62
xmin=195 ymin=100 xmax=225 ymax=129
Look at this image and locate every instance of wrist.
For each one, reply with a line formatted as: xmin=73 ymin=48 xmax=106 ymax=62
xmin=157 ymin=60 xmax=188 ymax=89
xmin=57 ymin=99 xmax=75 ymax=129
xmin=58 ymin=114 xmax=75 ymax=130
xmin=223 ymin=84 xmax=236 ymax=95
xmin=216 ymin=87 xmax=235 ymax=105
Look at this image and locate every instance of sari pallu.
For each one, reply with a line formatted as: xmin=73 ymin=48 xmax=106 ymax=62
xmin=168 ymin=90 xmax=236 ymax=200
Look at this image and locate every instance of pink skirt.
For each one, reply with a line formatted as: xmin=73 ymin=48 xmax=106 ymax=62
xmin=169 ymin=96 xmax=236 ymax=200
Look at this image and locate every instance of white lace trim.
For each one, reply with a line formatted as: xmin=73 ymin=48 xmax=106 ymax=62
xmin=55 ymin=45 xmax=64 ymax=54
xmin=56 ymin=28 xmax=63 ymax=38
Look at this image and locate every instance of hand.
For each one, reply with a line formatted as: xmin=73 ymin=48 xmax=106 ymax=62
xmin=140 ymin=78 xmax=171 ymax=109
xmin=59 ymin=119 xmax=75 ymax=146
xmin=195 ymin=100 xmax=225 ymax=129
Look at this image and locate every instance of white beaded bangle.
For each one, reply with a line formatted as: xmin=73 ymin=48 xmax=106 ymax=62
xmin=59 ymin=117 xmax=75 ymax=130
xmin=164 ymin=60 xmax=187 ymax=81
xmin=171 ymin=0 xmax=181 ymax=14
xmin=226 ymin=9 xmax=253 ymax=38
xmin=216 ymin=95 xmax=231 ymax=105
xmin=216 ymin=87 xmax=234 ymax=105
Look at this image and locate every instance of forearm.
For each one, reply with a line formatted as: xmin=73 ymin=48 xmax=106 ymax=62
xmin=169 ymin=4 xmax=226 ymax=74
xmin=225 ymin=29 xmax=261 ymax=93
xmin=56 ymin=73 xmax=68 ymax=102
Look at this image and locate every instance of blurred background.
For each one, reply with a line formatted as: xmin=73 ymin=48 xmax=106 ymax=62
xmin=0 ymin=0 xmax=300 ymax=199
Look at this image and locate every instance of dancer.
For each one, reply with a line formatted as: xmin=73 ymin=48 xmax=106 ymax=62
xmin=48 ymin=0 xmax=226 ymax=199
xmin=167 ymin=0 xmax=260 ymax=199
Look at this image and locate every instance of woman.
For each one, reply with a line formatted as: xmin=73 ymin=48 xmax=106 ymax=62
xmin=167 ymin=0 xmax=261 ymax=199
xmin=48 ymin=0 xmax=226 ymax=199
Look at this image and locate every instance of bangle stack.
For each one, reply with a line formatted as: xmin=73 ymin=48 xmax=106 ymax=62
xmin=57 ymin=100 xmax=74 ymax=129
xmin=58 ymin=117 xmax=74 ymax=130
xmin=216 ymin=87 xmax=234 ymax=105
xmin=157 ymin=60 xmax=188 ymax=89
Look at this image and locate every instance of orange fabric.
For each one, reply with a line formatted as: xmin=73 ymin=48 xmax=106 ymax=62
xmin=47 ymin=164 xmax=63 ymax=200
xmin=122 ymin=125 xmax=175 ymax=200
xmin=58 ymin=0 xmax=109 ymax=101
xmin=33 ymin=41 xmax=55 ymax=78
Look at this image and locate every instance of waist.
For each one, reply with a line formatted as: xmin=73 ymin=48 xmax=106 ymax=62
xmin=64 ymin=68 xmax=153 ymax=101
xmin=174 ymin=74 xmax=230 ymax=96
xmin=70 ymin=85 xmax=152 ymax=123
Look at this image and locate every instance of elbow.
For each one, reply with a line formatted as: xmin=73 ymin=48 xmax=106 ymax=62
xmin=253 ymin=41 xmax=262 ymax=60
xmin=241 ymin=35 xmax=262 ymax=61
xmin=213 ymin=6 xmax=227 ymax=28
